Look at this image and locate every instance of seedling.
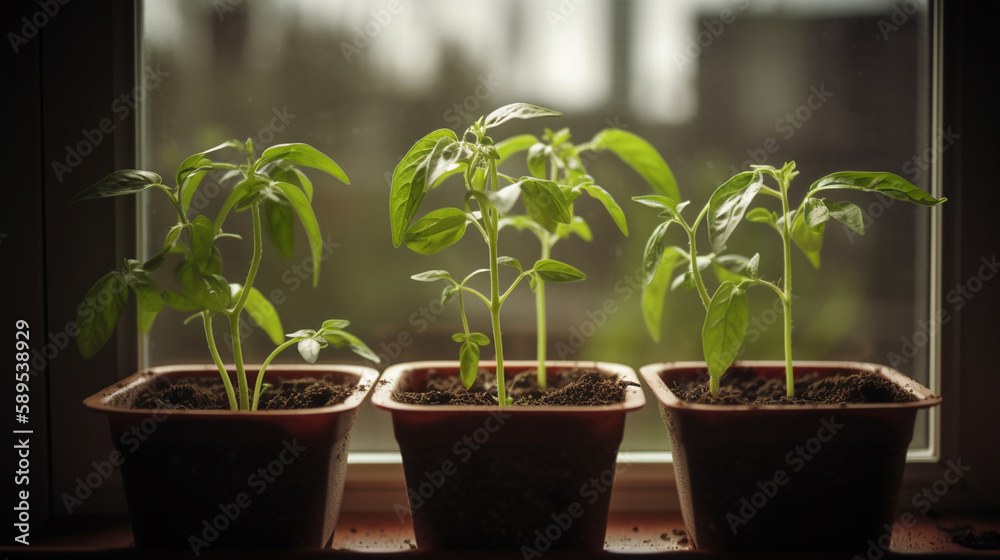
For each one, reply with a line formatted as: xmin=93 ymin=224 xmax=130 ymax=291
xmin=500 ymin=126 xmax=675 ymax=388
xmin=635 ymin=161 xmax=946 ymax=397
xmin=390 ymin=102 xmax=631 ymax=405
xmin=73 ymin=139 xmax=378 ymax=411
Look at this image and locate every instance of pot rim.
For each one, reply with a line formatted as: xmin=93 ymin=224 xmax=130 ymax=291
xmin=640 ymin=360 xmax=941 ymax=412
xmin=371 ymin=360 xmax=645 ymax=413
xmin=83 ymin=363 xmax=380 ymax=417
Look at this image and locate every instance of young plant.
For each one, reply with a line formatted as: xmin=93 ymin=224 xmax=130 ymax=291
xmin=390 ymin=103 xmax=609 ymax=405
xmin=499 ymin=126 xmax=676 ymax=388
xmin=73 ymin=139 xmax=378 ymax=411
xmin=636 ymin=161 xmax=946 ymax=397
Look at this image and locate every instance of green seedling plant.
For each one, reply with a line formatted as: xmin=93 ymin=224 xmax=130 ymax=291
xmin=635 ymin=161 xmax=946 ymax=397
xmin=499 ymin=126 xmax=676 ymax=388
xmin=73 ymin=139 xmax=378 ymax=411
xmin=390 ymin=102 xmax=626 ymax=405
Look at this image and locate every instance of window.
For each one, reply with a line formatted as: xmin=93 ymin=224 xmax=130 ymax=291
xmin=137 ymin=0 xmax=937 ymax=462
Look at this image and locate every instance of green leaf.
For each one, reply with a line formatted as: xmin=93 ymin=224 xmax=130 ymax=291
xmin=123 ymin=267 xmax=164 ymax=313
xmin=791 ymin=210 xmax=824 ymax=268
xmin=76 ymin=272 xmax=129 ymax=359
xmin=452 ymin=332 xmax=467 ymax=343
xmin=519 ymin=179 xmax=572 ymax=232
xmin=642 ymin=221 xmax=671 ymax=284
xmin=702 ymin=282 xmax=749 ymax=380
xmin=809 ymin=171 xmax=947 ymax=206
xmin=179 ymin=169 xmax=209 ymax=216
xmin=555 ymin=216 xmax=593 ymax=241
xmin=533 ymin=259 xmax=586 ymax=283
xmin=216 ymin=176 xmax=267 ymax=230
xmin=162 ymin=289 xmax=202 ymax=312
xmin=259 ymin=143 xmax=350 ymax=184
xmin=138 ymin=306 xmax=159 ymax=334
xmin=497 ymin=256 xmax=522 ymax=272
xmin=411 ymin=270 xmax=454 ymax=282
xmin=804 ymin=199 xmax=865 ymax=236
xmin=425 ymin=137 xmax=469 ymax=188
xmin=175 ymin=261 xmax=225 ymax=311
xmin=174 ymin=139 xmax=242 ymax=186
xmin=527 ymin=142 xmax=548 ymax=179
xmin=484 ymin=103 xmax=561 ymax=129
xmin=71 ymin=170 xmax=164 ymax=202
xmin=321 ymin=329 xmax=380 ymax=363
xmin=390 ymin=129 xmax=459 ymax=246
xmin=496 ymin=134 xmax=539 ymax=165
xmin=747 ymin=253 xmax=760 ymax=277
xmin=322 ymin=319 xmax=351 ymax=329
xmin=708 ymin=171 xmax=763 ymax=253
xmin=746 ymin=207 xmax=778 ymax=227
xmin=270 ymin=164 xmax=313 ymax=202
xmin=404 ymin=208 xmax=470 ymax=255
xmin=273 ymin=182 xmax=324 ymax=287
xmin=144 ymin=224 xmax=185 ymax=271
xmin=459 ymin=340 xmax=480 ymax=388
xmin=589 ymin=129 xmax=679 ymax=201
xmin=485 ymin=184 xmax=522 ymax=215
xmin=441 ymin=285 xmax=458 ymax=305
xmin=231 ymin=283 xmax=284 ymax=345
xmin=297 ymin=338 xmax=321 ymax=364
xmin=468 ymin=332 xmax=490 ymax=346
xmin=579 ymin=184 xmax=627 ymax=235
xmin=263 ymin=197 xmax=295 ymax=259
xmin=188 ymin=216 xmax=217 ymax=273
xmin=642 ymin=246 xmax=683 ymax=342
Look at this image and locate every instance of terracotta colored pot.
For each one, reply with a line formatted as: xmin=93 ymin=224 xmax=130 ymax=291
xmin=371 ymin=360 xmax=645 ymax=550
xmin=640 ymin=361 xmax=941 ymax=551
xmin=83 ymin=364 xmax=378 ymax=550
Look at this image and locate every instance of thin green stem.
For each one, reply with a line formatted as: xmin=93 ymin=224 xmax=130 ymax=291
xmin=229 ymin=203 xmax=264 ymax=410
xmin=487 ymin=160 xmax=507 ymax=406
xmin=710 ymin=376 xmax=720 ymax=395
xmin=779 ymin=177 xmax=795 ymax=398
xmin=252 ymin=338 xmax=298 ymax=411
xmin=686 ymin=222 xmax=712 ymax=309
xmin=536 ymin=237 xmax=551 ymax=390
xmin=203 ymin=311 xmax=237 ymax=411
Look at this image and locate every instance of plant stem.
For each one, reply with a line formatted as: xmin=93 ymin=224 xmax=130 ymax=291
xmin=536 ymin=237 xmax=550 ymax=390
xmin=710 ymin=376 xmax=720 ymax=395
xmin=488 ymin=160 xmax=507 ymax=406
xmin=779 ymin=177 xmax=795 ymax=398
xmin=203 ymin=311 xmax=238 ymax=411
xmin=229 ymin=203 xmax=265 ymax=410
xmin=686 ymin=213 xmax=712 ymax=309
xmin=252 ymin=338 xmax=298 ymax=411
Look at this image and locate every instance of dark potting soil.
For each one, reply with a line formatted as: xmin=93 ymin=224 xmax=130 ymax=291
xmin=672 ymin=367 xmax=919 ymax=405
xmin=116 ymin=375 xmax=356 ymax=410
xmin=392 ymin=369 xmax=634 ymax=406
xmin=941 ymin=525 xmax=1000 ymax=550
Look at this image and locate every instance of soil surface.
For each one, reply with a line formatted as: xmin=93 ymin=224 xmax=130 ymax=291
xmin=672 ymin=367 xmax=918 ymax=405
xmin=393 ymin=368 xmax=634 ymax=406
xmin=941 ymin=525 xmax=1000 ymax=550
xmin=118 ymin=375 xmax=356 ymax=410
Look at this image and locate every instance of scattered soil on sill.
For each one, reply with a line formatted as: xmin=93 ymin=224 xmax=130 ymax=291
xmin=393 ymin=369 xmax=634 ymax=406
xmin=117 ymin=376 xmax=356 ymax=410
xmin=672 ymin=367 xmax=918 ymax=405
xmin=941 ymin=525 xmax=1000 ymax=550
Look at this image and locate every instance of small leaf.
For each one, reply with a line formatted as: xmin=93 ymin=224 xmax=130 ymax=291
xmin=497 ymin=256 xmax=522 ymax=272
xmin=390 ymin=129 xmax=459 ymax=246
xmin=533 ymin=259 xmax=586 ymax=283
xmin=746 ymin=207 xmax=778 ymax=227
xmin=519 ymin=179 xmax=572 ymax=232
xmin=484 ymin=103 xmax=561 ymax=129
xmin=809 ymin=171 xmax=947 ymax=206
xmin=485 ymin=184 xmax=522 ymax=215
xmin=468 ymin=332 xmax=490 ymax=346
xmin=642 ymin=247 xmax=683 ymax=342
xmin=702 ymin=282 xmax=749 ymax=380
xmin=708 ymin=171 xmax=763 ymax=253
xmin=259 ymin=143 xmax=350 ymax=184
xmin=642 ymin=221 xmax=671 ymax=284
xmin=273 ymin=182 xmax=324 ymax=287
xmin=404 ymin=208 xmax=470 ymax=255
xmin=76 ymin=272 xmax=129 ymax=359
xmin=527 ymin=142 xmax=548 ymax=179
xmin=124 ymin=268 xmax=164 ymax=313
xmin=791 ymin=210 xmax=824 ymax=268
xmin=579 ymin=184 xmax=627 ymax=235
xmin=321 ymin=329 xmax=380 ymax=363
xmin=297 ymin=338 xmax=321 ymax=364
xmin=495 ymin=134 xmax=539 ymax=165
xmin=216 ymin=176 xmax=267 ymax=230
xmin=411 ymin=270 xmax=454 ymax=282
xmin=189 ymin=216 xmax=217 ymax=273
xmin=71 ymin=170 xmax=163 ymax=202
xmin=825 ymin=200 xmax=865 ymax=235
xmin=633 ymin=194 xmax=681 ymax=213
xmin=425 ymin=136 xmax=469 ymax=188
xmin=747 ymin=253 xmax=760 ymax=277
xmin=555 ymin=216 xmax=593 ymax=241
xmin=231 ymin=283 xmax=284 ymax=345
xmin=589 ymin=129 xmax=679 ymax=200
xmin=459 ymin=340 xmax=480 ymax=388
xmin=452 ymin=332 xmax=467 ymax=343
xmin=138 ymin=306 xmax=159 ymax=334
xmin=263 ymin=197 xmax=295 ymax=259
xmin=270 ymin=164 xmax=313 ymax=202
xmin=175 ymin=139 xmax=242 ymax=186
xmin=322 ymin=319 xmax=351 ymax=330
xmin=441 ymin=285 xmax=458 ymax=305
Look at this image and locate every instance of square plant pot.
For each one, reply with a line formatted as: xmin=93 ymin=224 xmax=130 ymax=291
xmin=640 ymin=360 xmax=941 ymax=551
xmin=371 ymin=360 xmax=645 ymax=550
xmin=83 ymin=364 xmax=378 ymax=550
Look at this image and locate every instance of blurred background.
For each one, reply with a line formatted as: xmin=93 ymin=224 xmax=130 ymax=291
xmin=137 ymin=0 xmax=933 ymax=453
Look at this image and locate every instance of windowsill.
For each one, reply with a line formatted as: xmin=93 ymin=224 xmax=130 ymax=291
xmin=12 ymin=511 xmax=998 ymax=557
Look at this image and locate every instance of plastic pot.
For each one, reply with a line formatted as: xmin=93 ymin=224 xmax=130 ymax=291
xmin=83 ymin=364 xmax=378 ymax=550
xmin=371 ymin=360 xmax=645 ymax=550
xmin=640 ymin=360 xmax=941 ymax=551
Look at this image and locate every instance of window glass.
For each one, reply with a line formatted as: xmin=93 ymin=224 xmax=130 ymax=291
xmin=139 ymin=0 xmax=933 ymax=454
